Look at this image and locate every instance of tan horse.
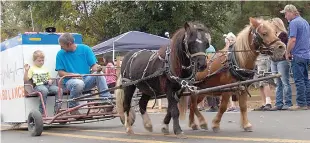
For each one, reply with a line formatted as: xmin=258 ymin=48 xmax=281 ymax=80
xmin=179 ymin=17 xmax=286 ymax=132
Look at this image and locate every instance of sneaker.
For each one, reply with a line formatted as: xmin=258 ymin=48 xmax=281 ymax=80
xmin=288 ymin=106 xmax=308 ymax=111
xmin=270 ymin=106 xmax=282 ymax=111
xmin=206 ymin=106 xmax=218 ymax=112
xmin=226 ymin=107 xmax=236 ymax=112
xmin=232 ymin=107 xmax=240 ymax=112
xmin=227 ymin=106 xmax=240 ymax=112
xmin=263 ymin=104 xmax=272 ymax=111
xmin=253 ymin=105 xmax=265 ymax=111
xmin=198 ymin=107 xmax=205 ymax=111
xmin=281 ymin=105 xmax=290 ymax=110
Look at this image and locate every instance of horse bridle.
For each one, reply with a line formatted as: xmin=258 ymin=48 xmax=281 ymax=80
xmin=164 ymin=30 xmax=208 ymax=84
xmin=251 ymin=23 xmax=280 ymax=54
xmin=181 ymin=31 xmax=208 ymax=70
xmin=183 ymin=31 xmax=207 ymax=58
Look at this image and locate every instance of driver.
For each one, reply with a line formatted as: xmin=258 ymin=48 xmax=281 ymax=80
xmin=55 ymin=33 xmax=112 ymax=115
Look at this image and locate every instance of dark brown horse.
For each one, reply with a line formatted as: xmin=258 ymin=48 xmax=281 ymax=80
xmin=115 ymin=22 xmax=210 ymax=138
xmin=179 ymin=17 xmax=286 ymax=132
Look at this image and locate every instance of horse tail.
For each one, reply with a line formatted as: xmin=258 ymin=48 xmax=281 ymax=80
xmin=115 ymin=74 xmax=125 ymax=116
xmin=179 ymin=95 xmax=188 ymax=120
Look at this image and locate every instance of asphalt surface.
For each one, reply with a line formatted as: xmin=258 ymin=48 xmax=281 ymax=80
xmin=1 ymin=110 xmax=310 ymax=143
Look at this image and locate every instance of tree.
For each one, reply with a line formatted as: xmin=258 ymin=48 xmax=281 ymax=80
xmin=2 ymin=1 xmax=309 ymax=49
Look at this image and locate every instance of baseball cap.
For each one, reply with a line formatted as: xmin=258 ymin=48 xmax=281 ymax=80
xmin=280 ymin=4 xmax=298 ymax=13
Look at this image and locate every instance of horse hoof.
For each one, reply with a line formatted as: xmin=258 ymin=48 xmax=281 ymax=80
xmin=212 ymin=127 xmax=220 ymax=133
xmin=200 ymin=124 xmax=208 ymax=130
xmin=144 ymin=124 xmax=153 ymax=132
xmin=176 ymin=132 xmax=187 ymax=139
xmin=126 ymin=128 xmax=134 ymax=135
xmin=161 ymin=127 xmax=169 ymax=135
xmin=191 ymin=124 xmax=199 ymax=130
xmin=244 ymin=126 xmax=253 ymax=132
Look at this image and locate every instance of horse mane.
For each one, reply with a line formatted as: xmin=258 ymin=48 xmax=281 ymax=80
xmin=170 ymin=28 xmax=185 ymax=76
xmin=234 ymin=25 xmax=257 ymax=68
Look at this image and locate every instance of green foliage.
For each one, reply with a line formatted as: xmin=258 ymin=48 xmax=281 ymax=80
xmin=1 ymin=1 xmax=310 ymax=50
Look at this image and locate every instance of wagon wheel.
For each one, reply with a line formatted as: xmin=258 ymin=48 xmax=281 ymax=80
xmin=27 ymin=110 xmax=43 ymax=136
xmin=120 ymin=108 xmax=136 ymax=126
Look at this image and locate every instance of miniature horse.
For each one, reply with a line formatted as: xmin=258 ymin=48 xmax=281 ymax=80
xmin=179 ymin=17 xmax=286 ymax=132
xmin=115 ymin=22 xmax=210 ymax=138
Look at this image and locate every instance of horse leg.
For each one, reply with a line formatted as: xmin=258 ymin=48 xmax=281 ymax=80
xmin=195 ymin=95 xmax=208 ymax=130
xmin=212 ymin=94 xmax=230 ymax=133
xmin=123 ymin=85 xmax=136 ymax=134
xmin=239 ymin=92 xmax=252 ymax=132
xmin=189 ymin=95 xmax=199 ymax=130
xmin=168 ymin=89 xmax=186 ymax=138
xmin=161 ymin=108 xmax=171 ymax=135
xmin=139 ymin=94 xmax=153 ymax=132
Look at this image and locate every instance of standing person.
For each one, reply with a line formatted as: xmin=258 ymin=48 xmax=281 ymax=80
xmin=253 ymin=54 xmax=274 ymax=111
xmin=269 ymin=17 xmax=293 ymax=110
xmin=281 ymin=4 xmax=310 ymax=110
xmin=199 ymin=44 xmax=216 ymax=111
xmin=56 ymin=33 xmax=112 ymax=115
xmin=222 ymin=32 xmax=240 ymax=112
xmin=204 ymin=33 xmax=220 ymax=112
xmin=24 ymin=50 xmax=62 ymax=115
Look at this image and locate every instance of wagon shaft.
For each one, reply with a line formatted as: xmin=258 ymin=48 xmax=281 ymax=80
xmin=193 ymin=74 xmax=281 ymax=95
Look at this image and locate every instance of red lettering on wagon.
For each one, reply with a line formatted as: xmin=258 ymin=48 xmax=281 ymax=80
xmin=0 ymin=86 xmax=25 ymax=100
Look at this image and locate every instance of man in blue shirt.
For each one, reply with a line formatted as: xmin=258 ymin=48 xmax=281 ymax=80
xmin=56 ymin=33 xmax=112 ymax=114
xmin=281 ymin=4 xmax=310 ymax=110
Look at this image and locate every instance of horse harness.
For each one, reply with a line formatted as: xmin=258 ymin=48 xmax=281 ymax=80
xmin=228 ymin=24 xmax=280 ymax=81
xmin=120 ymin=24 xmax=280 ymax=100
xmin=227 ymin=44 xmax=256 ymax=81
xmin=121 ymin=32 xmax=206 ymax=102
xmin=203 ymin=24 xmax=280 ymax=82
xmin=201 ymin=44 xmax=256 ymax=83
xmin=64 ymin=24 xmax=280 ymax=102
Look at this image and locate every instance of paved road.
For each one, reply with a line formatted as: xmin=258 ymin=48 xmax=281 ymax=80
xmin=2 ymin=110 xmax=310 ymax=143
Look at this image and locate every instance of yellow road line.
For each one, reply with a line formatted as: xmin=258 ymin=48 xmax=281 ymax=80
xmin=3 ymin=125 xmax=310 ymax=143
xmin=43 ymin=132 xmax=179 ymax=143
xmin=71 ymin=128 xmax=310 ymax=143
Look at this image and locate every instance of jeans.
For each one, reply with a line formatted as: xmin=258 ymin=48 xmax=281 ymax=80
xmin=271 ymin=60 xmax=293 ymax=108
xmin=65 ymin=74 xmax=112 ymax=108
xmin=206 ymin=96 xmax=220 ymax=107
xmin=34 ymin=85 xmax=62 ymax=114
xmin=291 ymin=56 xmax=310 ymax=107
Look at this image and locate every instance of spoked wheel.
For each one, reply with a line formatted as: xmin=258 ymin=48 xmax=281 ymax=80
xmin=120 ymin=108 xmax=136 ymax=126
xmin=27 ymin=110 xmax=43 ymax=136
